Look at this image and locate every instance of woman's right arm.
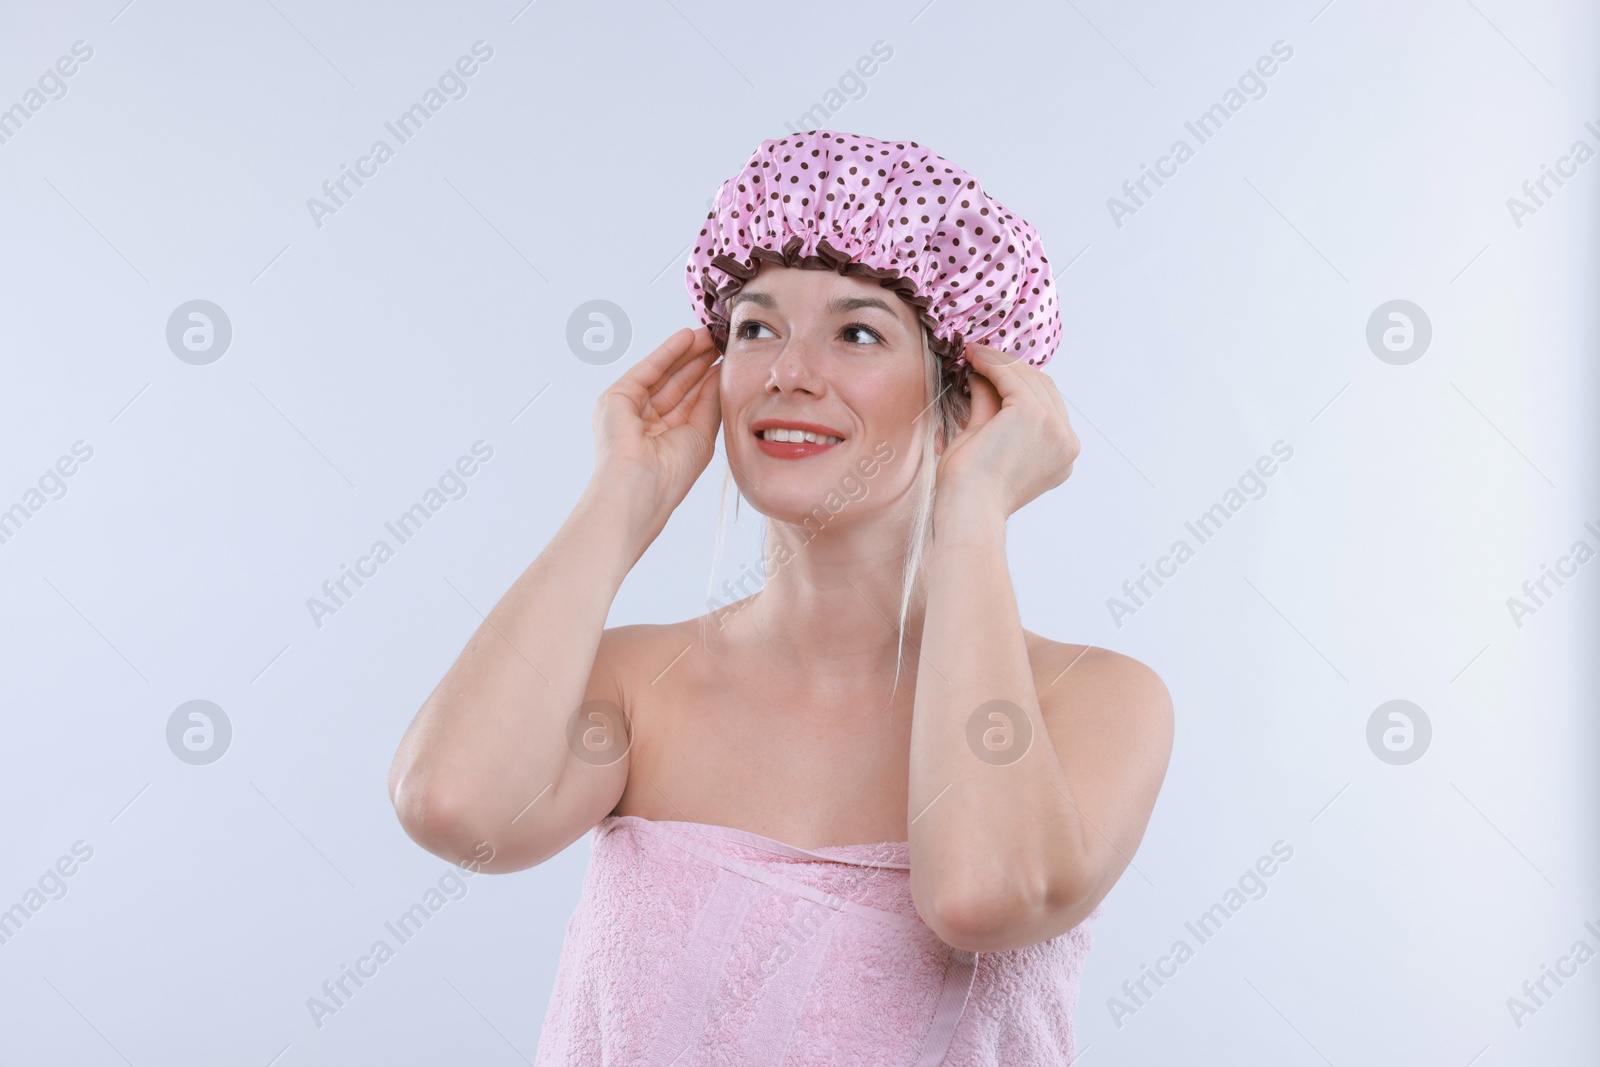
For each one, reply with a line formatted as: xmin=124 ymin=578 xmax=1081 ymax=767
xmin=387 ymin=326 xmax=722 ymax=873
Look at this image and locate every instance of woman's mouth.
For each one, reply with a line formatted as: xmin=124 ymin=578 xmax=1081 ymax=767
xmin=751 ymin=422 xmax=846 ymax=459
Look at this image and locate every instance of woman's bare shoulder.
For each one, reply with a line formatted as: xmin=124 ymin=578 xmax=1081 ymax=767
xmin=1022 ymin=631 xmax=1174 ymax=808
xmin=597 ymin=616 xmax=720 ymax=690
xmin=597 ymin=620 xmax=691 ymax=669
xmin=1022 ymin=631 xmax=1171 ymax=718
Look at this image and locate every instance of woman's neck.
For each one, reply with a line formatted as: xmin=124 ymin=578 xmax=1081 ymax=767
xmin=732 ymin=520 xmax=929 ymax=674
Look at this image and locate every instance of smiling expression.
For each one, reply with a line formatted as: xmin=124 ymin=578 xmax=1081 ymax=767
xmin=720 ymin=262 xmax=937 ymax=518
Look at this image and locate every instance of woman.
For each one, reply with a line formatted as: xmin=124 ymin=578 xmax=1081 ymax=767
xmin=389 ymin=130 xmax=1173 ymax=1065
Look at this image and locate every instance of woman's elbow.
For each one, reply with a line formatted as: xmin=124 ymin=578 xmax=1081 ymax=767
xmin=925 ymin=867 xmax=1096 ymax=953
xmin=389 ymin=770 xmax=486 ymax=862
xmin=392 ymin=771 xmax=455 ymax=848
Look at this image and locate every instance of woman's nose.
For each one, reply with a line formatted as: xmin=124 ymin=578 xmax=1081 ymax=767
xmin=765 ymin=337 xmax=824 ymax=393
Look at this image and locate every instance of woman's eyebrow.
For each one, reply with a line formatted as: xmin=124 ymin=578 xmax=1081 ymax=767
xmin=825 ymin=296 xmax=896 ymax=317
xmin=730 ymin=291 xmax=777 ymax=314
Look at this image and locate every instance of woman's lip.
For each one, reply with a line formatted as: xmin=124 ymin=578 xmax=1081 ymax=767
xmin=749 ymin=418 xmax=849 ymax=439
xmin=753 ymin=436 xmax=842 ymax=459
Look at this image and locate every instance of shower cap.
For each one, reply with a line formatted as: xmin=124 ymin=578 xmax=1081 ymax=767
xmin=685 ymin=129 xmax=1061 ymax=394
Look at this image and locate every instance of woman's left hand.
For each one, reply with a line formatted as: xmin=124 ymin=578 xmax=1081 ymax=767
xmin=934 ymin=343 xmax=1080 ymax=517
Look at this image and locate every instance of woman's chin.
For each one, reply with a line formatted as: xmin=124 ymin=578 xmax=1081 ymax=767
xmin=740 ymin=484 xmax=857 ymax=529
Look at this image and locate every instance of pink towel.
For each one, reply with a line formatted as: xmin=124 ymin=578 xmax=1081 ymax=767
xmin=534 ymin=815 xmax=1097 ymax=1065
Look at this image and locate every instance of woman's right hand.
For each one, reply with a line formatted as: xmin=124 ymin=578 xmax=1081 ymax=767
xmin=591 ymin=325 xmax=723 ymax=529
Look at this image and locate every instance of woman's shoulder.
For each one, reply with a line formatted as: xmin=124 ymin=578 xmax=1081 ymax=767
xmin=595 ymin=616 xmax=728 ymax=697
xmin=601 ymin=602 xmax=755 ymax=662
xmin=1021 ymin=631 xmax=1171 ymax=720
xmin=595 ymin=620 xmax=695 ymax=675
xmin=600 ymin=615 xmax=720 ymax=654
xmin=1022 ymin=630 xmax=1158 ymax=674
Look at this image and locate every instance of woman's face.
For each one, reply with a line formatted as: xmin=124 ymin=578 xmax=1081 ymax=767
xmin=720 ymin=262 xmax=932 ymax=524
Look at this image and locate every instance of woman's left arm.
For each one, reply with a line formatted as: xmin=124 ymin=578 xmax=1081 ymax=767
xmin=907 ymin=345 xmax=1175 ymax=954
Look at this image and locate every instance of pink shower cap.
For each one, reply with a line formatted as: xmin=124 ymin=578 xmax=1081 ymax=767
xmin=685 ymin=129 xmax=1062 ymax=394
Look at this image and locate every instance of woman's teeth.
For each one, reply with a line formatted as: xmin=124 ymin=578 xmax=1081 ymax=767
xmin=759 ymin=428 xmax=843 ymax=445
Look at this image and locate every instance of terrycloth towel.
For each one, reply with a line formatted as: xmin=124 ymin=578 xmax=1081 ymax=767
xmin=534 ymin=815 xmax=1097 ymax=1066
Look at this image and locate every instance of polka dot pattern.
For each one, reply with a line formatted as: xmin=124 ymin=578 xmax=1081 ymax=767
xmin=685 ymin=130 xmax=1062 ymax=393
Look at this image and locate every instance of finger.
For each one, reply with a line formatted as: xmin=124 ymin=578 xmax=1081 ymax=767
xmin=970 ymin=342 xmax=1054 ymax=412
xmin=681 ymin=360 xmax=723 ymax=449
xmin=965 ymin=343 xmax=1013 ymax=394
xmin=1036 ymin=366 xmax=1069 ymax=423
xmin=959 ymin=355 xmax=1001 ymax=429
xmin=645 ymin=344 xmax=720 ymax=424
xmin=965 ymin=343 xmax=1025 ymax=395
xmin=655 ymin=353 xmax=719 ymax=427
xmin=612 ymin=328 xmax=713 ymax=421
xmin=615 ymin=326 xmax=706 ymax=395
xmin=1035 ymin=368 xmax=1080 ymax=453
xmin=654 ymin=359 xmax=719 ymax=459
xmin=967 ymin=367 xmax=1002 ymax=427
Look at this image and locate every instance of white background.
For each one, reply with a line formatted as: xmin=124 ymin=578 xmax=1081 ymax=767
xmin=1 ymin=0 xmax=1595 ymax=1063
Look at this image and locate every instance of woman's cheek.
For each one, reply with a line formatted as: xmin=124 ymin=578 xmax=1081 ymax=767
xmin=722 ymin=355 xmax=776 ymax=399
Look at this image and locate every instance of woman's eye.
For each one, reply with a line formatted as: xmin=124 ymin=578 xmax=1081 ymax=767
xmin=734 ymin=320 xmax=774 ymax=341
xmin=841 ymin=324 xmax=883 ymax=345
